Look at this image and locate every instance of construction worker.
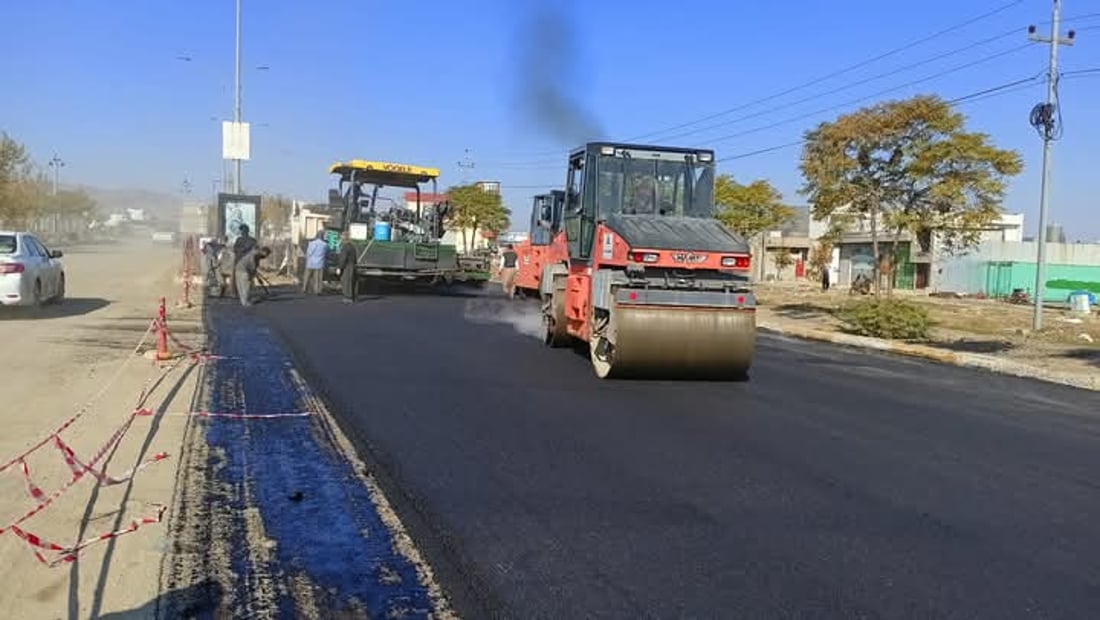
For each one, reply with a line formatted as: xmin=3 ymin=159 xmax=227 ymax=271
xmin=499 ymin=243 xmax=518 ymax=299
xmin=336 ymin=231 xmax=358 ymax=304
xmin=235 ymin=244 xmax=272 ymax=307
xmin=216 ymin=238 xmax=235 ymax=297
xmin=302 ymin=229 xmax=328 ymax=295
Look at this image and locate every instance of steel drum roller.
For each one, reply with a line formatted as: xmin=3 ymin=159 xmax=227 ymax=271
xmin=591 ymin=303 xmax=756 ymax=379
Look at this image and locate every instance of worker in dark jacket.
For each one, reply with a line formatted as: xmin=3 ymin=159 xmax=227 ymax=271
xmin=499 ymin=244 xmax=518 ymax=299
xmin=336 ymin=231 xmax=358 ymax=304
xmin=230 ymin=224 xmax=258 ymax=298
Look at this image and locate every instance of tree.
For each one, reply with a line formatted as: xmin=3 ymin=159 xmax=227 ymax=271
xmin=713 ymin=174 xmax=797 ymax=239
xmin=444 ymin=184 xmax=511 ymax=253
xmin=800 ymin=94 xmax=1023 ymax=294
xmin=260 ymin=193 xmax=294 ymax=238
xmin=772 ymin=249 xmax=794 ymax=279
xmin=0 ymin=133 xmax=36 ymax=225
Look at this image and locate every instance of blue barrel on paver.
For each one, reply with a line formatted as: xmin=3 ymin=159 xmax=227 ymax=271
xmin=373 ymin=220 xmax=391 ymax=241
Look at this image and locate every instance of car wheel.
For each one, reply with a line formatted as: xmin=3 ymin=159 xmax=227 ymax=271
xmin=32 ymin=280 xmax=42 ymax=307
xmin=54 ymin=273 xmax=65 ymax=303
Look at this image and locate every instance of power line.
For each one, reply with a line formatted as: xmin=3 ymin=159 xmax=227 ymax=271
xmin=501 ymin=68 xmax=1092 ymax=190
xmin=488 ymin=10 xmax=1100 ymax=167
xmin=492 ymin=37 xmax=1034 ymax=168
xmin=645 ymin=32 xmax=1030 ymax=144
xmin=666 ymin=44 xmax=1034 ymax=148
xmin=495 ymin=1 xmax=1027 ymax=161
xmin=715 ymin=74 xmax=1044 ymax=163
xmin=626 ymin=0 xmax=1025 ymax=141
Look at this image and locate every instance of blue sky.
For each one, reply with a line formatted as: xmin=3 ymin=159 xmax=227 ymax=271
xmin=1 ymin=0 xmax=1098 ymax=240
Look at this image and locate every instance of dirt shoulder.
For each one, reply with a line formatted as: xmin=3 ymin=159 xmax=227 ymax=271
xmin=0 ymin=238 xmax=205 ymax=618
xmin=754 ymin=281 xmax=1100 ymax=379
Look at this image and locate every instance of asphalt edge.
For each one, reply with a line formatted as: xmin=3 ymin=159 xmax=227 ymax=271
xmin=757 ymin=321 xmax=1099 ymax=393
xmin=260 ymin=300 xmax=508 ymax=620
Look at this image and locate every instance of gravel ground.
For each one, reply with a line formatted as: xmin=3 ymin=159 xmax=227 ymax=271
xmin=754 ymin=281 xmax=1100 ymax=376
xmin=0 ymin=237 xmax=205 ymax=618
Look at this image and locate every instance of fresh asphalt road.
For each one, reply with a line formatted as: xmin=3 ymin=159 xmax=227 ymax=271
xmin=255 ymin=287 xmax=1100 ymax=619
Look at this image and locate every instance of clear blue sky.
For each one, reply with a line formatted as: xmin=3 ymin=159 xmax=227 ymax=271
xmin=1 ymin=0 xmax=1098 ymax=240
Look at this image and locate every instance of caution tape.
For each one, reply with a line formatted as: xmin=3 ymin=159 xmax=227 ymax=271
xmin=0 ymin=318 xmax=157 ymax=477
xmin=0 ymin=315 xmax=195 ymax=567
xmin=184 ymin=410 xmax=315 ymax=419
xmin=1 ymin=406 xmax=170 ymax=536
xmin=9 ymin=503 xmax=168 ymax=567
xmin=132 ymin=407 xmax=314 ymax=419
xmin=152 ymin=317 xmax=205 ymax=359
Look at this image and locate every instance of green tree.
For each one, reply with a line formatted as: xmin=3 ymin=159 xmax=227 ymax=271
xmin=713 ymin=174 xmax=797 ymax=239
xmin=444 ymin=184 xmax=511 ymax=253
xmin=800 ymin=94 xmax=1023 ymax=294
xmin=260 ymin=193 xmax=294 ymax=238
xmin=772 ymin=249 xmax=795 ymax=279
xmin=0 ymin=133 xmax=37 ymax=225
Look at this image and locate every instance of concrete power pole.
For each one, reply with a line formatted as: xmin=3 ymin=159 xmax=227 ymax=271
xmin=233 ymin=0 xmax=243 ymax=194
xmin=48 ymin=154 xmax=64 ymax=196
xmin=1027 ymin=2 xmax=1075 ymax=331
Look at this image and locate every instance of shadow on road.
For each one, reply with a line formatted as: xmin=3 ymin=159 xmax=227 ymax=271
xmin=0 ymin=298 xmax=110 ymax=321
xmin=773 ymin=302 xmax=837 ymax=320
xmin=928 ymin=338 xmax=1017 ymax=354
xmin=1062 ymin=347 xmax=1100 ymax=368
xmin=96 ymin=578 xmax=225 ymax=619
xmin=261 ymin=282 xmax=491 ymax=302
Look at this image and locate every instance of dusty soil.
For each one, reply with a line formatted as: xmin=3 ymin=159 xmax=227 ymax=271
xmin=754 ymin=281 xmax=1100 ymax=377
xmin=0 ymin=237 xmax=205 ymax=618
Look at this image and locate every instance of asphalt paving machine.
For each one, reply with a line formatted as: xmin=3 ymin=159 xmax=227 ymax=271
xmin=322 ymin=160 xmax=490 ymax=290
xmin=536 ymin=142 xmax=757 ymax=380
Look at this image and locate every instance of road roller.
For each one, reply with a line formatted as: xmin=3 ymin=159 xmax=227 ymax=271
xmin=513 ymin=191 xmax=566 ymax=298
xmin=537 ymin=141 xmax=757 ymax=380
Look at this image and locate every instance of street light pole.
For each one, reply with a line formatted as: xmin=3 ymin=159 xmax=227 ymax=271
xmin=233 ymin=0 xmax=243 ymax=194
xmin=1027 ymin=2 xmax=1075 ymax=331
xmin=48 ymin=154 xmax=64 ymax=196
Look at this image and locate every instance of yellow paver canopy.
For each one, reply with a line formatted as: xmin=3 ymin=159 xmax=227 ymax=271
xmin=329 ymin=160 xmax=440 ymax=188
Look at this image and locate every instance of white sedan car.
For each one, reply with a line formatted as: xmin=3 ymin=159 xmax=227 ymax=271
xmin=0 ymin=231 xmax=65 ymax=307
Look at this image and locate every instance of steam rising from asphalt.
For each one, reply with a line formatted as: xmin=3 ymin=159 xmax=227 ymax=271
xmin=513 ymin=2 xmax=605 ymax=145
xmin=463 ymin=298 xmax=544 ymax=340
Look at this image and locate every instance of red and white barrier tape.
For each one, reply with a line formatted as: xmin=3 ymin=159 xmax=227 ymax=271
xmin=184 ymin=410 xmax=314 ymax=419
xmin=132 ymin=407 xmax=314 ymax=419
xmin=9 ymin=503 xmax=168 ymax=567
xmin=0 ymin=318 xmax=158 ymax=476
xmin=1 ymin=407 xmax=168 ymax=534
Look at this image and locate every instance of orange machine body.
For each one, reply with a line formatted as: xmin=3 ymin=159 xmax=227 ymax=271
xmin=537 ymin=141 xmax=758 ymax=380
xmin=561 ymin=224 xmax=752 ymax=341
xmin=513 ymin=191 xmax=566 ymax=297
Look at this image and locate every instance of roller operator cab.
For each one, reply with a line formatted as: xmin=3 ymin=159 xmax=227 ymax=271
xmin=513 ymin=190 xmax=566 ymax=297
xmin=539 ymin=142 xmax=757 ymax=380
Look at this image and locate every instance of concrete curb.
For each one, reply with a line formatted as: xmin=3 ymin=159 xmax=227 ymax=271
xmin=757 ymin=321 xmax=1099 ymax=393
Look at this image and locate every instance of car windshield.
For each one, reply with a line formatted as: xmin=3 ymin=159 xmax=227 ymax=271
xmin=596 ymin=154 xmax=715 ymax=218
xmin=0 ymin=235 xmax=16 ymax=254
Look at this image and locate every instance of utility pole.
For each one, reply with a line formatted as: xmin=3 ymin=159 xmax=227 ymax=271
xmin=233 ymin=0 xmax=243 ymax=193
xmin=1027 ymin=2 xmax=1075 ymax=331
xmin=48 ymin=154 xmax=64 ymax=196
xmin=457 ymin=149 xmax=475 ymax=184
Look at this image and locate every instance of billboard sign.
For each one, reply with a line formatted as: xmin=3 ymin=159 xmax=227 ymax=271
xmin=217 ymin=193 xmax=263 ymax=244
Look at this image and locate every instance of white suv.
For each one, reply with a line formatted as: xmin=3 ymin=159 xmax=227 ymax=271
xmin=0 ymin=232 xmax=66 ymax=307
